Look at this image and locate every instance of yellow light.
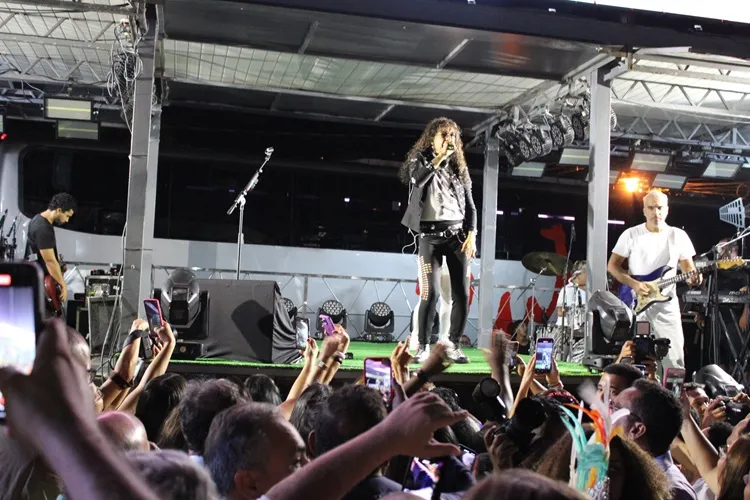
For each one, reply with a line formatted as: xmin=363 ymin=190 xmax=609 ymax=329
xmin=620 ymin=177 xmax=641 ymax=193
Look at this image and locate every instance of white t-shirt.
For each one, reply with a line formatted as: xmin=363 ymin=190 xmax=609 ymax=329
xmin=612 ymin=223 xmax=696 ymax=295
xmin=556 ymin=283 xmax=586 ymax=330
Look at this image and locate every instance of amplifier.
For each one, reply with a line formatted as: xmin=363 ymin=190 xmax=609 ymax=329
xmin=86 ymin=275 xmax=122 ymax=298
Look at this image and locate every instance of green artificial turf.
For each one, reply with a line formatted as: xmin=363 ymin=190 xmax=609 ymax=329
xmin=170 ymin=341 xmax=596 ymax=378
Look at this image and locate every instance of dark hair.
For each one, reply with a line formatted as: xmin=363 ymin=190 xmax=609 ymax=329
xmin=127 ymin=450 xmax=218 ymax=500
xmin=289 ymin=383 xmax=333 ymax=456
xmin=630 ymin=379 xmax=684 ymax=456
xmin=431 ymin=386 xmax=485 ymax=452
xmin=464 ymin=469 xmax=588 ymax=500
xmin=473 ymin=452 xmax=494 ymax=479
xmin=179 ymin=378 xmax=246 ymax=454
xmin=398 ymin=117 xmax=470 ymax=185
xmin=48 ymin=192 xmax=76 ymax=212
xmin=603 ymin=363 xmax=644 ymax=388
xmin=135 ymin=373 xmax=187 ymax=443
xmin=313 ymin=385 xmax=387 ymax=457
xmin=683 ymin=382 xmax=705 ymax=392
xmin=204 ymin=403 xmax=278 ymax=496
xmin=157 ymin=406 xmax=188 ymax=451
xmin=243 ymin=374 xmax=282 ymax=406
xmin=718 ymin=436 xmax=750 ymax=500
xmin=704 ymin=421 xmax=733 ymax=451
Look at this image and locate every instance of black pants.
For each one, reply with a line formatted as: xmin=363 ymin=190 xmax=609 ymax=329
xmin=416 ymin=230 xmax=470 ymax=346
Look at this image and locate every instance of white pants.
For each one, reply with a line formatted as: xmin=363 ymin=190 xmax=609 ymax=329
xmin=637 ymin=297 xmax=685 ymax=370
xmin=410 ymin=260 xmax=452 ymax=350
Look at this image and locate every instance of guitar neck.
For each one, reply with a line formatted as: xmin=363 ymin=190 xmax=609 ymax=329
xmin=657 ymin=263 xmax=712 ymax=288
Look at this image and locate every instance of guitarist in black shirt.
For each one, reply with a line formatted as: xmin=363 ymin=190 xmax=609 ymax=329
xmin=26 ymin=193 xmax=76 ymax=315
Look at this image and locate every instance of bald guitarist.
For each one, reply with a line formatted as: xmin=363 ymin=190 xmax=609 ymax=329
xmin=607 ymin=190 xmax=701 ymax=370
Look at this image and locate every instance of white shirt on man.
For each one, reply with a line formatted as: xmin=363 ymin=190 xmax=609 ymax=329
xmin=555 ymin=283 xmax=586 ymax=331
xmin=612 ymin=223 xmax=696 ymax=296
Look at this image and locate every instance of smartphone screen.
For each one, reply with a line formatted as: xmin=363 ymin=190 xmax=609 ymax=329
xmin=403 ymin=458 xmax=444 ymax=497
xmin=460 ymin=445 xmax=477 ymax=469
xmin=535 ymin=338 xmax=554 ymax=374
xmin=143 ymin=299 xmax=163 ymax=334
xmin=364 ymin=357 xmax=392 ymax=403
xmin=634 ymin=335 xmax=650 ymax=362
xmin=0 ymin=264 xmax=43 ymax=421
xmin=507 ymin=341 xmax=519 ymax=370
xmin=664 ymin=368 xmax=686 ymax=398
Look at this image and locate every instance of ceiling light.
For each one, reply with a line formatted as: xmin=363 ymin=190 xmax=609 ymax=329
xmin=631 ymin=152 xmax=669 ymax=173
xmin=703 ymin=161 xmax=741 ymax=179
xmin=538 ymin=214 xmax=550 ymax=219
xmin=652 ymin=173 xmax=687 ymax=190
xmin=44 ymin=98 xmax=92 ymax=121
xmin=496 ymin=210 xmax=504 ymax=215
xmin=559 ymin=147 xmax=590 ymax=166
xmin=512 ymin=162 xmax=545 ymax=178
xmin=56 ymin=120 xmax=99 ymax=140
xmin=608 ymin=220 xmax=625 ymax=225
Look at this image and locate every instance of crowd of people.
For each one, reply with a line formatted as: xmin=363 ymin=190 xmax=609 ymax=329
xmin=1 ymin=315 xmax=750 ymax=500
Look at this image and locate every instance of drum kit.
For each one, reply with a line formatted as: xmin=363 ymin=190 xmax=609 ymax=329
xmin=520 ymin=251 xmax=586 ymax=363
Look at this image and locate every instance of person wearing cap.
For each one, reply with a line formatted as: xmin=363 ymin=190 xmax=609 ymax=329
xmin=555 ymin=260 xmax=587 ymax=362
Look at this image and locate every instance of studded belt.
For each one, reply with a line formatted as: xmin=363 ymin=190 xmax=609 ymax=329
xmin=419 ymin=223 xmax=462 ymax=238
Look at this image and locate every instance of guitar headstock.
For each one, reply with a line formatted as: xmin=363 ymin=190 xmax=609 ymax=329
xmin=717 ymin=257 xmax=745 ymax=270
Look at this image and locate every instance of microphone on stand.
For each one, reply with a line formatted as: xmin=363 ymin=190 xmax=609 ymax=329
xmin=265 ymin=147 xmax=274 ymax=158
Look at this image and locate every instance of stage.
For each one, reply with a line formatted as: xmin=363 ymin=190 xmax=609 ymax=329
xmin=167 ymin=341 xmax=599 ymax=393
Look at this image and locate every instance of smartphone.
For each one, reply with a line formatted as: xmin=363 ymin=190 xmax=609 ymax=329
xmin=143 ymin=298 xmax=164 ymax=334
xmin=535 ymin=337 xmax=554 ymax=375
xmin=364 ymin=357 xmax=392 ymax=403
xmin=636 ymin=321 xmax=651 ymax=336
xmin=403 ymin=457 xmax=444 ymax=496
xmin=319 ymin=314 xmax=336 ymax=336
xmin=634 ymin=334 xmax=651 ymax=363
xmin=633 ymin=364 xmax=647 ymax=376
xmin=507 ymin=341 xmax=519 ymax=370
xmin=0 ymin=263 xmax=44 ymax=422
xmin=459 ymin=445 xmax=477 ymax=469
xmin=664 ymin=368 xmax=686 ymax=398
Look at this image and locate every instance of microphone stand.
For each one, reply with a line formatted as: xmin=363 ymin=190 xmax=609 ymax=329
xmin=227 ymin=147 xmax=274 ymax=280
xmin=559 ymin=223 xmax=576 ymax=360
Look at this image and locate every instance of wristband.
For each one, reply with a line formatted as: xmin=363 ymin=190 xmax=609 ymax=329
xmin=332 ymin=352 xmax=345 ymax=364
xmin=317 ymin=359 xmax=328 ymax=370
xmin=109 ymin=372 xmax=133 ymax=389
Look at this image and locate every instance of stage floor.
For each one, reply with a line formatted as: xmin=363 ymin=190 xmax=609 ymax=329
xmin=168 ymin=341 xmax=597 ymax=384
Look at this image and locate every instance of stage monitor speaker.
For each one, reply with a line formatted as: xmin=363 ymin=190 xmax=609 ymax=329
xmin=198 ymin=279 xmax=300 ymax=364
xmin=87 ymin=296 xmax=121 ymax=354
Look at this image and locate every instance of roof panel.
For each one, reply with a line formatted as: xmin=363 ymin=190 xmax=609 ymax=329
xmin=274 ymin=93 xmax=385 ymax=120
xmin=383 ymin=105 xmax=493 ymax=130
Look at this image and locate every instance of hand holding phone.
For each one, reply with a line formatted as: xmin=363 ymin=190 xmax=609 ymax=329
xmin=143 ymin=298 xmax=164 ymax=334
xmin=664 ymin=368 xmax=686 ymax=398
xmin=319 ymin=315 xmax=336 ymax=336
xmin=534 ymin=338 xmax=554 ymax=375
xmin=364 ymin=357 xmax=392 ymax=403
xmin=506 ymin=341 xmax=520 ymax=371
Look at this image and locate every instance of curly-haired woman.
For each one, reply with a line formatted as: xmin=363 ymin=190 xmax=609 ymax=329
xmin=399 ymin=117 xmax=476 ymax=364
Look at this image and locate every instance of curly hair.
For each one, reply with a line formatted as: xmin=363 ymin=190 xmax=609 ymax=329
xmin=398 ymin=117 xmax=470 ymax=185
xmin=48 ymin=192 xmax=76 ymax=212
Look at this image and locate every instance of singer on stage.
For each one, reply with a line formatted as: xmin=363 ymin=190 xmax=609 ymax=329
xmin=400 ymin=117 xmax=476 ymax=364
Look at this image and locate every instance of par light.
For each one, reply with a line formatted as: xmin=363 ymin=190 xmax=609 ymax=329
xmin=316 ymin=299 xmax=347 ymax=337
xmin=549 ymin=114 xmax=575 ymax=148
xmin=529 ymin=126 xmax=553 ymax=158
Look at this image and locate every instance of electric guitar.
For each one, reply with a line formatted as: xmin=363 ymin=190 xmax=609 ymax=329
xmin=44 ymin=255 xmax=67 ymax=316
xmin=617 ymin=257 xmax=744 ymax=315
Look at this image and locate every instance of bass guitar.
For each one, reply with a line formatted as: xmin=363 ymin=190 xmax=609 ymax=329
xmin=617 ymin=257 xmax=744 ymax=315
xmin=44 ymin=254 xmax=67 ymax=316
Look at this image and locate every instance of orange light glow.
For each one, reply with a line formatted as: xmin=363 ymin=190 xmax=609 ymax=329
xmin=620 ymin=177 xmax=641 ymax=193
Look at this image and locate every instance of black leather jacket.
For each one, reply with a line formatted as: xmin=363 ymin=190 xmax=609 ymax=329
xmin=400 ymin=152 xmax=477 ymax=233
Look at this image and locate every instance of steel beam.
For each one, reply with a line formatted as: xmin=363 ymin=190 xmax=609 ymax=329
xmin=477 ymin=134 xmax=500 ymax=348
xmin=0 ymin=32 xmax=111 ymax=50
xmin=586 ymin=67 xmax=611 ymax=295
xmin=120 ymin=3 xmax=159 ymax=334
xmin=1 ymin=0 xmax=133 ymax=15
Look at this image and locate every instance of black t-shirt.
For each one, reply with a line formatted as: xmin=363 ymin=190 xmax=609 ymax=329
xmin=26 ymin=214 xmax=58 ymax=276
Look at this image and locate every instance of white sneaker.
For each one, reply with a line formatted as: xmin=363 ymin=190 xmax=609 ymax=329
xmin=415 ymin=344 xmax=430 ymax=364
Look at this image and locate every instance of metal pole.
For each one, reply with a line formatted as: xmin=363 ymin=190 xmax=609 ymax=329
xmin=477 ymin=134 xmax=500 ymax=348
xmin=120 ymin=4 xmax=160 ymax=332
xmin=236 ymin=197 xmax=245 ymax=280
xmin=586 ymin=67 xmax=612 ymax=295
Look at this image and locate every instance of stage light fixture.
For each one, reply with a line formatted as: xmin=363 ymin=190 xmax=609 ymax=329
xmin=44 ymin=97 xmax=92 ymax=121
xmin=583 ymin=290 xmax=633 ymax=369
xmin=619 ymin=176 xmax=642 ymax=193
xmin=56 ymin=120 xmax=99 ymax=140
xmin=154 ymin=268 xmax=209 ymax=341
xmin=363 ymin=301 xmax=395 ymax=341
xmin=559 ymin=147 xmax=590 ymax=166
xmin=631 ymin=153 xmax=669 ymax=173
xmin=512 ymin=162 xmax=545 ymax=178
xmin=549 ymin=114 xmax=575 ymax=148
xmin=316 ymin=299 xmax=347 ymax=337
xmin=652 ymin=173 xmax=687 ymax=190
xmin=703 ymin=161 xmax=741 ymax=179
xmin=282 ymin=297 xmax=297 ymax=319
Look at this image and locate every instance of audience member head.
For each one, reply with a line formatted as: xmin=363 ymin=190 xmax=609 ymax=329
xmin=289 ymin=383 xmax=333 ymax=456
xmin=597 ymin=363 xmax=643 ymax=401
xmin=706 ymin=421 xmax=734 ymax=451
xmin=179 ymin=378 xmax=247 ymax=455
xmin=310 ymin=384 xmax=387 ymax=458
xmin=464 ymin=469 xmax=588 ymax=500
xmin=127 ymin=450 xmax=218 ymax=500
xmin=719 ymin=436 xmax=750 ymax=500
xmin=243 ymin=374 xmax=282 ymax=406
xmin=204 ymin=403 xmax=306 ymax=499
xmin=510 ymin=320 xmax=528 ymax=341
xmin=613 ymin=379 xmax=683 ymax=457
xmin=47 ymin=192 xmax=76 ymax=224
xmin=157 ymin=406 xmax=188 ymax=451
xmin=431 ymin=386 xmax=484 ymax=452
xmin=97 ymin=411 xmax=150 ymax=452
xmin=135 ymin=373 xmax=187 ymax=443
xmin=684 ymin=382 xmax=710 ymax=418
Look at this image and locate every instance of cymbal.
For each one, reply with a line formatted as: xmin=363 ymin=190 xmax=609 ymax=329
xmin=522 ymin=252 xmax=568 ymax=277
